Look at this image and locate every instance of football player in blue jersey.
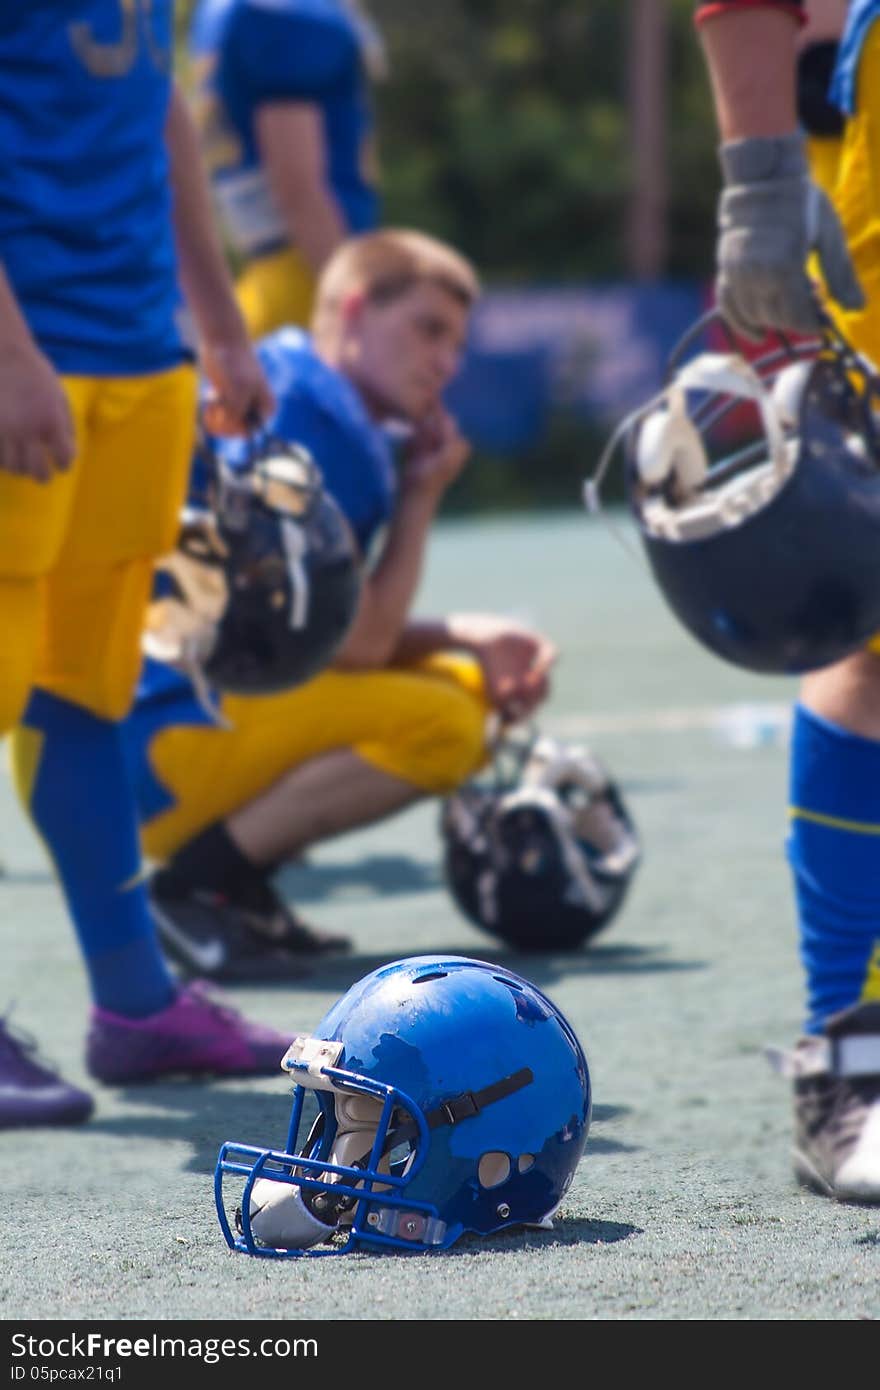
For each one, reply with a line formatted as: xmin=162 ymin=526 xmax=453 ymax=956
xmin=695 ymin=0 xmax=880 ymax=1201
xmin=0 ymin=1 xmax=301 ymax=1132
xmin=188 ymin=0 xmax=384 ymax=337
xmin=120 ymin=228 xmax=558 ymax=984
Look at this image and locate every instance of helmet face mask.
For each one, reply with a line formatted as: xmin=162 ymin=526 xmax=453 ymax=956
xmin=144 ymin=435 xmax=361 ymax=700
xmin=440 ymin=728 xmax=640 ymax=952
xmin=585 ymin=313 xmax=880 ymax=675
xmin=215 ymin=955 xmax=592 ymax=1256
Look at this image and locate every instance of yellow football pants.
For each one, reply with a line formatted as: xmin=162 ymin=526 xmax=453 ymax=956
xmin=236 ymin=245 xmax=317 ymax=338
xmin=0 ymin=365 xmax=197 ymax=729
xmin=810 ymin=20 xmax=880 ymax=371
xmin=805 ymin=23 xmax=880 ymax=656
xmin=140 ymin=652 xmax=491 ymax=862
xmin=804 ymin=134 xmax=842 ymax=203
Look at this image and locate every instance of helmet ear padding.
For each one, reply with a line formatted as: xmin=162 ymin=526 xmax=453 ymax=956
xmin=635 ymin=397 xmax=708 ymax=493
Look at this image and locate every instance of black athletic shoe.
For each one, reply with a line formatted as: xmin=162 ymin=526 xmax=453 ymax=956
xmin=149 ymin=880 xmax=351 ymax=983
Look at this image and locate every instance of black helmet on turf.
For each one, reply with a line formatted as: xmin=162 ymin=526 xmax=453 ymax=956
xmin=440 ymin=727 xmax=640 ymax=951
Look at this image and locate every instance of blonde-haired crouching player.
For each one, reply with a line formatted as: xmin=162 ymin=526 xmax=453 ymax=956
xmin=124 ymin=229 xmax=557 ymax=982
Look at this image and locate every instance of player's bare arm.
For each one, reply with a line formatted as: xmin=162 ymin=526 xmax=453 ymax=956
xmin=255 ymin=102 xmax=348 ymax=275
xmin=400 ymin=404 xmax=470 ymax=495
xmin=394 ymin=614 xmax=557 ymax=724
xmin=164 ymin=83 xmax=274 ymax=433
xmin=332 ymin=406 xmax=470 ymax=670
xmin=698 ymin=4 xmax=801 ymax=138
xmin=697 ymin=0 xmax=863 ymax=336
xmin=0 ymin=268 xmax=74 ymax=482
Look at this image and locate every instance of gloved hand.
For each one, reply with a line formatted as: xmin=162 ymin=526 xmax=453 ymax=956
xmin=716 ymin=131 xmax=865 ymax=339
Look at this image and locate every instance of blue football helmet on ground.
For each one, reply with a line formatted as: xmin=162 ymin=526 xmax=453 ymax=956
xmin=215 ymin=955 xmax=591 ymax=1256
xmin=585 ymin=312 xmax=880 ymax=675
xmin=144 ymin=432 xmax=361 ymax=700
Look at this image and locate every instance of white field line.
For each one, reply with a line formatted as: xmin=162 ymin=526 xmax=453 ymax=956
xmin=546 ymin=701 xmax=792 ymax=742
xmin=0 ymin=701 xmax=795 ymax=783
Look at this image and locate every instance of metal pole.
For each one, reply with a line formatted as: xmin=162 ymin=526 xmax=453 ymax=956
xmin=627 ymin=0 xmax=669 ymax=279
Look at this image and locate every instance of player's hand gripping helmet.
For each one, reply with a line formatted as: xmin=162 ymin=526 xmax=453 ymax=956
xmin=584 ymin=312 xmax=880 ymax=674
xmin=215 ymin=954 xmax=591 ymax=1256
xmin=143 ymin=432 xmax=361 ymax=699
xmin=440 ymin=727 xmax=640 ymax=951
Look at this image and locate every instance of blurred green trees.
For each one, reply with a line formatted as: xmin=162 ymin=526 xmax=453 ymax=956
xmin=366 ymin=0 xmax=718 ymax=282
xmin=175 ymin=0 xmax=718 ymax=283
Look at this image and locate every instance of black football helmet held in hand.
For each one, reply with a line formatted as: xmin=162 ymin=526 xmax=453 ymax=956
xmin=440 ymin=727 xmax=640 ymax=952
xmin=144 ymin=433 xmax=361 ymax=698
xmin=585 ymin=312 xmax=880 ymax=675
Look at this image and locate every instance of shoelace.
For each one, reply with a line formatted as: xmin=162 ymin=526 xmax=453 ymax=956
xmin=244 ymin=893 xmax=340 ymax=950
xmin=182 ymin=982 xmax=279 ymax=1038
xmin=828 ymin=1076 xmax=880 ymax=1154
xmin=182 ymin=982 xmax=243 ymax=1025
xmin=0 ymin=1008 xmax=57 ymax=1074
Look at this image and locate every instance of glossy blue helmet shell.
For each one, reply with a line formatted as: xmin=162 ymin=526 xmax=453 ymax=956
xmin=215 ymin=955 xmax=591 ymax=1256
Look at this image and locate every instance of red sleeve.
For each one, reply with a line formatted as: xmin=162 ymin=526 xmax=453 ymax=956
xmin=694 ymin=1 xmax=806 ymax=26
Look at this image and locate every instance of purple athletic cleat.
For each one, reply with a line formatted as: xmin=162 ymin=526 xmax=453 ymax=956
xmin=85 ymin=982 xmax=294 ymax=1084
xmin=0 ymin=1015 xmax=94 ymax=1128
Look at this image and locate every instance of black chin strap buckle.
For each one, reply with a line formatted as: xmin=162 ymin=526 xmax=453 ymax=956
xmin=429 ymin=1067 xmax=534 ymax=1133
xmin=440 ymin=1092 xmax=480 ymax=1125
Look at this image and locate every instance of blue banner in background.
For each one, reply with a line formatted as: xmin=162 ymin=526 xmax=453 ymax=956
xmin=446 ymin=281 xmax=708 ymax=452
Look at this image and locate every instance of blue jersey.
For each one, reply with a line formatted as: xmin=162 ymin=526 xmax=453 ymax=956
xmin=830 ymin=0 xmax=880 ymax=115
xmin=125 ymin=325 xmax=396 ymax=819
xmin=250 ymin=326 xmax=395 ymax=553
xmin=0 ymin=1 xmax=188 ymax=375
xmin=190 ymin=324 xmax=396 ymax=551
xmin=189 ymin=0 xmax=380 ymax=258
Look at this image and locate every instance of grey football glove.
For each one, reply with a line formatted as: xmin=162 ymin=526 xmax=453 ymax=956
xmin=716 ymin=131 xmax=865 ymax=339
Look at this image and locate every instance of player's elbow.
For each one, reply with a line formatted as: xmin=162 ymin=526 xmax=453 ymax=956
xmin=331 ymin=627 xmax=397 ymax=671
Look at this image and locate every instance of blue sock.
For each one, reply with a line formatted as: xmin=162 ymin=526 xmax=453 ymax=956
xmin=21 ymin=689 xmax=176 ymax=1018
xmin=787 ymin=702 xmax=880 ymax=1034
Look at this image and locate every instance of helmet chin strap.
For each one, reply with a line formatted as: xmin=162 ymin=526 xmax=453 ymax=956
xmin=673 ymin=352 xmax=789 ymax=475
xmin=142 ymin=535 xmax=234 ymax=729
xmin=279 ymin=516 xmax=309 ymax=630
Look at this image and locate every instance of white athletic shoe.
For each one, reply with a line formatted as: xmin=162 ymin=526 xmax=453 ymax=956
xmin=768 ymin=1000 xmax=880 ymax=1204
